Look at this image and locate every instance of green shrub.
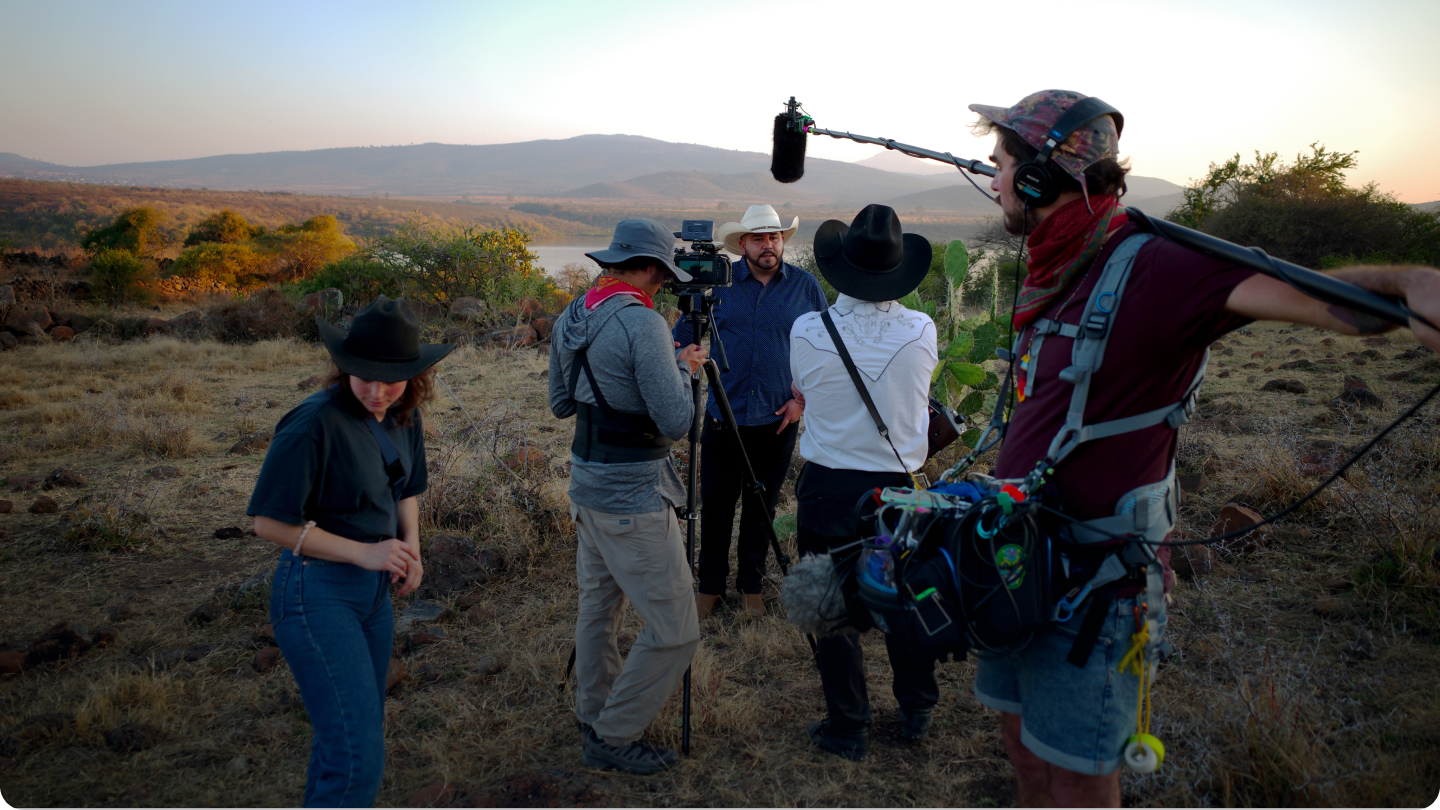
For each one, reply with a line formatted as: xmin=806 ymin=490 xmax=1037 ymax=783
xmin=80 ymin=206 xmax=170 ymax=257
xmin=287 ymin=254 xmax=400 ymax=304
xmin=171 ymin=242 xmax=266 ymax=287
xmin=184 ymin=209 xmax=262 ymax=246
xmin=89 ymin=249 xmax=154 ymax=304
xmin=255 ymin=214 xmax=354 ymax=280
xmin=65 ymin=500 xmax=157 ymax=552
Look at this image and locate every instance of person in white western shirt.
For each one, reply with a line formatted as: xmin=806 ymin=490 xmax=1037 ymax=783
xmin=788 ymin=204 xmax=941 ymax=761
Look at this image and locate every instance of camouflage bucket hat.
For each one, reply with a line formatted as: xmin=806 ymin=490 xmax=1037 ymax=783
xmin=968 ymin=89 xmax=1123 ymax=184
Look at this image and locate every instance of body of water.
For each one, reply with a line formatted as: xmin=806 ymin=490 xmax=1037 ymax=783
xmin=530 ymin=243 xmax=606 ymax=277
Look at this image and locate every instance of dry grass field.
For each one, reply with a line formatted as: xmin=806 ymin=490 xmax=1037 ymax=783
xmin=0 ymin=315 xmax=1438 ymax=807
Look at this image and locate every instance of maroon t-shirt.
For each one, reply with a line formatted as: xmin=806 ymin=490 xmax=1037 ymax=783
xmin=994 ymin=223 xmax=1256 ymax=559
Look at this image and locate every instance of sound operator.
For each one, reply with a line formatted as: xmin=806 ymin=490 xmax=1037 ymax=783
xmin=968 ymin=90 xmax=1440 ymax=808
xmin=672 ymin=204 xmax=827 ymax=621
xmin=548 ymin=218 xmax=708 ymax=775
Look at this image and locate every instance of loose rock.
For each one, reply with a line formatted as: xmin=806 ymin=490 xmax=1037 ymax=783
xmin=1210 ymin=504 xmax=1267 ymax=553
xmin=298 ymin=375 xmax=322 ymax=390
xmin=0 ymin=500 xmax=11 ymax=514
xmin=475 ymin=656 xmax=504 ymax=677
xmin=466 ymin=605 xmax=494 ymax=626
xmin=29 ymin=496 xmax=58 ymax=514
xmin=92 ymin=628 xmax=119 ymax=648
xmin=1170 ymin=544 xmax=1214 ymax=578
xmin=228 ymin=430 xmax=274 ymax=455
xmin=43 ymin=468 xmax=86 ymax=489
xmin=1324 ymin=578 xmax=1355 ymax=593
xmin=1312 ymin=597 xmax=1343 ymax=618
xmin=4 ymin=303 xmax=52 ymax=336
xmin=386 ymin=659 xmax=407 ymax=693
xmin=146 ymin=465 xmax=181 ymax=479
xmin=214 ymin=526 xmax=243 ymax=539
xmin=395 ymin=600 xmax=452 ymax=634
xmin=0 ymin=651 xmax=25 ymax=674
xmin=186 ymin=601 xmax=226 ymax=625
xmin=406 ymin=628 xmax=447 ymax=652
xmin=49 ymin=326 xmax=75 ymax=342
xmin=107 ymin=603 xmax=135 ymax=623
xmin=252 ymin=647 xmax=283 ymax=673
xmin=449 ymin=296 xmax=487 ymax=321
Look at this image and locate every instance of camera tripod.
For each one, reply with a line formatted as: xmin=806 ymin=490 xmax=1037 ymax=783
xmin=676 ymin=288 xmax=799 ymax=755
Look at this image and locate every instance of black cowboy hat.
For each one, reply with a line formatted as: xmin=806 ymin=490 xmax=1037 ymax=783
xmin=317 ymin=295 xmax=455 ymax=383
xmin=814 ymin=205 xmax=932 ymax=302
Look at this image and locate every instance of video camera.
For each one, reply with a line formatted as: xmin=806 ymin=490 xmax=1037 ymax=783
xmin=669 ymin=220 xmax=732 ymax=293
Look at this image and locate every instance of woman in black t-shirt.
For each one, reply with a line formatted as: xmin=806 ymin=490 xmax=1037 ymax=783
xmin=247 ymin=296 xmax=453 ymax=807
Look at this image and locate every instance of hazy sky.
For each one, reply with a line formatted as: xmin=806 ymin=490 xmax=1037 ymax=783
xmin=4 ymin=0 xmax=1438 ymax=202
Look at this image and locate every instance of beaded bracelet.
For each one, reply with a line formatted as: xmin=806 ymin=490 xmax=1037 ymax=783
xmin=294 ymin=520 xmax=317 ymax=557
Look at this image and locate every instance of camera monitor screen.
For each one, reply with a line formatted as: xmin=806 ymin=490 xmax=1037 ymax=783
xmin=680 ymin=220 xmax=714 ymax=242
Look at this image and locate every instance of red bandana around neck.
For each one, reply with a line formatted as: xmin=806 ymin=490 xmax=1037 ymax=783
xmin=584 ymin=276 xmax=654 ymax=310
xmin=1012 ymin=195 xmax=1126 ymax=329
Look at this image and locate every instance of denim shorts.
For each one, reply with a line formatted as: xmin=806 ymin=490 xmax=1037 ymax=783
xmin=974 ymin=594 xmax=1161 ymax=775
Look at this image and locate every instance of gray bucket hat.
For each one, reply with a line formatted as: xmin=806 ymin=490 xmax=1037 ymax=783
xmin=585 ymin=219 xmax=692 ymax=281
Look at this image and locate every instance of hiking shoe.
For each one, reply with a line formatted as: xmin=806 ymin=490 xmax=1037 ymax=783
xmin=806 ymin=719 xmax=868 ymax=761
xmin=899 ymin=707 xmax=934 ymax=742
xmin=581 ymin=727 xmax=675 ymax=774
xmin=741 ymin=593 xmax=766 ymax=618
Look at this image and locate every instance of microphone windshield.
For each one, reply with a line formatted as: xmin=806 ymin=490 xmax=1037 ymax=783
xmin=771 ymin=114 xmax=807 ymax=184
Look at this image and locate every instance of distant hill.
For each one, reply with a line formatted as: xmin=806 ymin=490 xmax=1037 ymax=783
xmin=0 ymin=135 xmax=976 ymax=203
xmin=1417 ymin=200 xmax=1440 ymax=213
xmin=880 ymin=174 xmax=1186 ymax=217
xmin=0 ymin=179 xmax=597 ymax=253
xmin=853 ymin=151 xmax=959 ymax=176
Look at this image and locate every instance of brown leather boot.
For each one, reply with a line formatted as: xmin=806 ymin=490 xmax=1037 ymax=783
xmin=741 ymin=593 xmax=766 ymax=618
xmin=696 ymin=593 xmax=721 ymax=621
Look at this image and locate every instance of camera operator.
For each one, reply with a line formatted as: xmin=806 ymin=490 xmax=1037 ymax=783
xmin=788 ymin=204 xmax=940 ymax=761
xmin=548 ymin=218 xmax=708 ymax=775
xmin=967 ymin=90 xmax=1440 ymax=807
xmin=672 ymin=204 xmax=826 ymax=620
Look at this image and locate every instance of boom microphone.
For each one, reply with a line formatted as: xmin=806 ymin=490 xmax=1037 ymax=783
xmin=771 ymin=97 xmax=809 ymax=183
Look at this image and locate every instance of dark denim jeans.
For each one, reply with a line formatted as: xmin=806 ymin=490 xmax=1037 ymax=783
xmin=271 ymin=549 xmax=393 ymax=808
xmin=697 ymin=420 xmax=799 ymax=595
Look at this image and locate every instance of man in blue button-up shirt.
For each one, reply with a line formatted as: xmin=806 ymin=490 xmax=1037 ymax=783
xmin=673 ymin=204 xmax=827 ymax=620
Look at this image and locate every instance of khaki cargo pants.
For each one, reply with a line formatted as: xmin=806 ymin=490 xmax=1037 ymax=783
xmin=572 ymin=503 xmax=701 ymax=745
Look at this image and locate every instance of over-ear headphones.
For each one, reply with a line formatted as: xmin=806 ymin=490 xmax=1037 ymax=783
xmin=1013 ymin=97 xmax=1124 ymax=208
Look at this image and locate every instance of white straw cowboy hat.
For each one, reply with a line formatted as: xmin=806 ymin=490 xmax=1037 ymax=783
xmin=717 ymin=204 xmax=800 ymax=255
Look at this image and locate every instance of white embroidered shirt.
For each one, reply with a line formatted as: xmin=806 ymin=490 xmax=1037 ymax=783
xmin=789 ymin=294 xmax=938 ymax=473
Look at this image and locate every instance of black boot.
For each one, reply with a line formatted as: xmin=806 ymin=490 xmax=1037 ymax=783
xmin=898 ymin=707 xmax=934 ymax=742
xmin=807 ymin=719 xmax=869 ymax=761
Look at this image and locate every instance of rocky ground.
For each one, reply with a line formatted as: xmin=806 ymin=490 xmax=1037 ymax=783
xmin=0 ymin=319 xmax=1437 ymax=807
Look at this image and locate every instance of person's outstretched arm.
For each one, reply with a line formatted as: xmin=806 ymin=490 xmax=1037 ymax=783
xmin=1225 ymin=265 xmax=1440 ymax=351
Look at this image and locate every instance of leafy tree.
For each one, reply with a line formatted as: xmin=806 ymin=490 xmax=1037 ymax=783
xmin=170 ymin=242 xmax=266 ymax=286
xmin=89 ymin=248 xmax=153 ymax=304
xmin=184 ymin=209 xmax=262 ymax=246
xmin=80 ymin=207 xmax=170 ymax=257
xmin=363 ymin=221 xmax=550 ymax=307
xmin=255 ymin=215 xmax=354 ymax=280
xmin=1167 ymin=144 xmax=1440 ymax=268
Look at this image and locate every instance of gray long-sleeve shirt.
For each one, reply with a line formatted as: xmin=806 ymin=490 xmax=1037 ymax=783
xmin=549 ymin=295 xmax=693 ymax=513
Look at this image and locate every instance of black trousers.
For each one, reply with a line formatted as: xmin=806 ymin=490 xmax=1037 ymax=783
xmin=796 ymin=461 xmax=940 ymax=733
xmin=696 ymin=419 xmax=798 ymax=595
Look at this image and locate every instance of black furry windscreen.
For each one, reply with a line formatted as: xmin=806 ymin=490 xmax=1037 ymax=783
xmin=770 ymin=114 xmax=807 ymax=183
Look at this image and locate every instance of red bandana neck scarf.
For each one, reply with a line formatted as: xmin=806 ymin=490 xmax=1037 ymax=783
xmin=1012 ymin=195 xmax=1126 ymax=329
xmin=584 ymin=276 xmax=654 ymax=310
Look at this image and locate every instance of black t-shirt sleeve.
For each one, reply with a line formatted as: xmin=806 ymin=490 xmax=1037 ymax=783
xmin=400 ymin=409 xmax=428 ymax=500
xmin=246 ymin=424 xmax=321 ymax=526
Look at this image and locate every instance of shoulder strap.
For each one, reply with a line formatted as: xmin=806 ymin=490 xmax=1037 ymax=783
xmin=820 ymin=309 xmax=888 ymax=438
xmin=1042 ymin=233 xmax=1153 ymax=465
xmin=820 ymin=309 xmax=912 ymax=475
xmin=363 ymin=416 xmax=406 ymax=503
